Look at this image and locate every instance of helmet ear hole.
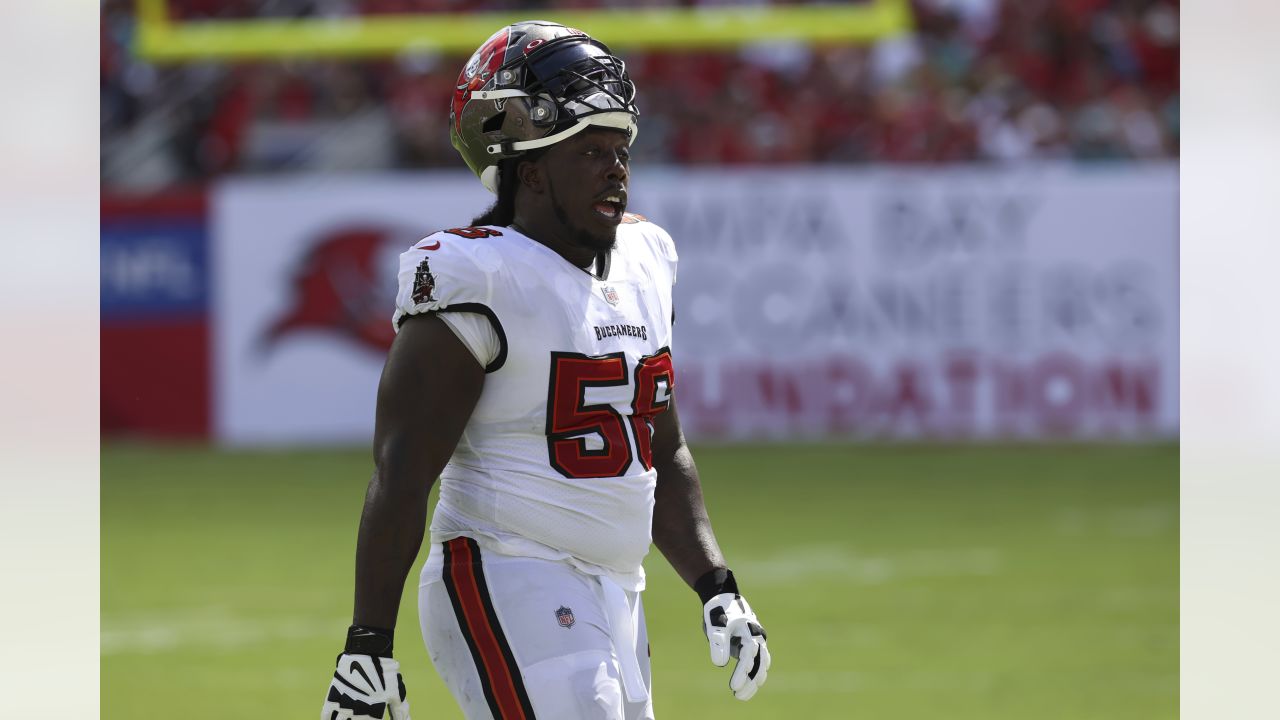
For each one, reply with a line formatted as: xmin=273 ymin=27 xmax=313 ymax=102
xmin=482 ymin=111 xmax=507 ymax=134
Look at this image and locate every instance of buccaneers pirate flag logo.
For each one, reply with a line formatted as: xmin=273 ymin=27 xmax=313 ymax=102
xmin=412 ymin=257 xmax=436 ymax=304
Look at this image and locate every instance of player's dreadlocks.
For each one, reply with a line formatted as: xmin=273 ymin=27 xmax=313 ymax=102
xmin=470 ymin=149 xmax=548 ymax=227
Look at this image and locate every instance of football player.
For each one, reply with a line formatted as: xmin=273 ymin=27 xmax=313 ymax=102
xmin=322 ymin=21 xmax=770 ymax=720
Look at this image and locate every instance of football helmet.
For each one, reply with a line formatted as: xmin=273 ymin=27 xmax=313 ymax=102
xmin=450 ymin=21 xmax=639 ymax=193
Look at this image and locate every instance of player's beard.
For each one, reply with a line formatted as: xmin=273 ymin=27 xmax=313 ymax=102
xmin=549 ymin=179 xmax=617 ymax=255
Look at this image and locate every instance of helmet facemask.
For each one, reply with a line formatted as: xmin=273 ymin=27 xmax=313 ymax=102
xmin=524 ymin=38 xmax=636 ymax=122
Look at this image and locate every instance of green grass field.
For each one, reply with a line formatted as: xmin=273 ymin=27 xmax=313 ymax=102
xmin=102 ymin=443 xmax=1177 ymax=719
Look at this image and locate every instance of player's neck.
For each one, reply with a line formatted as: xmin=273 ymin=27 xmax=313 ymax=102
xmin=510 ymin=217 xmax=596 ymax=270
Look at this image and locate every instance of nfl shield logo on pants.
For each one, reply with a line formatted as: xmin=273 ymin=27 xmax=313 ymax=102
xmin=555 ymin=606 xmax=575 ymax=629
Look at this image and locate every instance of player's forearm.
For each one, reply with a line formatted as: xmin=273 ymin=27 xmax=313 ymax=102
xmin=351 ymin=439 xmax=435 ymax=630
xmin=652 ymin=442 xmax=728 ymax=589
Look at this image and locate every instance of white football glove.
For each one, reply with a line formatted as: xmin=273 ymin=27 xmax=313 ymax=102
xmin=322 ymin=653 xmax=411 ymax=720
xmin=703 ymin=592 xmax=771 ymax=701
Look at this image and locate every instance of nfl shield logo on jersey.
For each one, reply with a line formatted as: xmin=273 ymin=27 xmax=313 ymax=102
xmin=555 ymin=606 xmax=576 ymax=629
xmin=601 ymin=285 xmax=620 ymax=306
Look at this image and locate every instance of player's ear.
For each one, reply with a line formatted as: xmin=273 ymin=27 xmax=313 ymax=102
xmin=517 ymin=158 xmax=545 ymax=194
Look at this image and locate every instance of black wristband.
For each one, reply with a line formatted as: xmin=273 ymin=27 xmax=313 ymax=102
xmin=694 ymin=567 xmax=739 ymax=605
xmin=344 ymin=624 xmax=395 ymax=657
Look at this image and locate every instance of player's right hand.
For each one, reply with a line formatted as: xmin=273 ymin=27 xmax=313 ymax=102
xmin=322 ymin=653 xmax=410 ymax=720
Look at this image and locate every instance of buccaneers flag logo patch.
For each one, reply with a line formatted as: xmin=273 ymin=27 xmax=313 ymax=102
xmin=412 ymin=258 xmax=436 ymax=304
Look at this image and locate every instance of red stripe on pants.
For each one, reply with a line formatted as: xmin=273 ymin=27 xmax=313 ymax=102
xmin=446 ymin=538 xmax=528 ymax=720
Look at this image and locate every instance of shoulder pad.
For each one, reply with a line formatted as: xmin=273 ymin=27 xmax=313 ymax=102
xmin=617 ymin=216 xmax=678 ymax=284
xmin=391 ymin=227 xmax=507 ymax=331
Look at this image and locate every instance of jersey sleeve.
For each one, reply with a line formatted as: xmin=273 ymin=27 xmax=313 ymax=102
xmin=391 ymin=232 xmax=508 ymax=372
xmin=436 ymin=311 xmax=502 ymax=369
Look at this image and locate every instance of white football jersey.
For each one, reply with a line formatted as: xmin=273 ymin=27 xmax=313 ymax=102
xmin=392 ymin=217 xmax=678 ymax=590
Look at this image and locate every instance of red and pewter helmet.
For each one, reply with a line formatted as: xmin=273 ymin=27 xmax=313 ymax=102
xmin=450 ymin=20 xmax=639 ymax=193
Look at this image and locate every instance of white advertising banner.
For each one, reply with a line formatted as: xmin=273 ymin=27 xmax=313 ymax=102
xmin=213 ymin=165 xmax=1177 ymax=445
xmin=213 ymin=173 xmax=489 ymax=446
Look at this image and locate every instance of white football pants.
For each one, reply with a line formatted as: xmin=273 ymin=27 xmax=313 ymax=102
xmin=418 ymin=537 xmax=655 ymax=720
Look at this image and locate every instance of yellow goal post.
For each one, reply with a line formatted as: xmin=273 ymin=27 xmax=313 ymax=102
xmin=134 ymin=0 xmax=915 ymax=63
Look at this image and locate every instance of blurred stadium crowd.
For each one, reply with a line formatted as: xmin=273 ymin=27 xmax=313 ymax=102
xmin=101 ymin=0 xmax=1178 ymax=190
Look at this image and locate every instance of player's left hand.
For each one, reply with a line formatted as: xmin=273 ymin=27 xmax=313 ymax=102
xmin=322 ymin=653 xmax=411 ymax=720
xmin=703 ymin=592 xmax=771 ymax=701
